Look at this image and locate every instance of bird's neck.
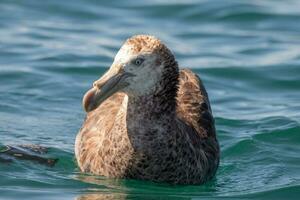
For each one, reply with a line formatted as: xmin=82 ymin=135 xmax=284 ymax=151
xmin=118 ymin=60 xmax=180 ymax=151
xmin=122 ymin=93 xmax=176 ymax=152
xmin=126 ymin=70 xmax=179 ymax=122
xmin=126 ymin=93 xmax=175 ymax=121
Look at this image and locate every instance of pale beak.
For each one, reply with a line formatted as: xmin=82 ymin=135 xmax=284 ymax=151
xmin=82 ymin=68 xmax=135 ymax=112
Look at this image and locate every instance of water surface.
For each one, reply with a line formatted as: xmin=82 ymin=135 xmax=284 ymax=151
xmin=0 ymin=0 xmax=300 ymax=199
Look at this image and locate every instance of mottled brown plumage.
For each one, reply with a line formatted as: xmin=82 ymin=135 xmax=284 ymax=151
xmin=75 ymin=35 xmax=219 ymax=184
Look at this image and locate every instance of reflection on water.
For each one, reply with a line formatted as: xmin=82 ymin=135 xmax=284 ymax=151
xmin=77 ymin=194 xmax=124 ymax=200
xmin=74 ymin=174 xmax=219 ymax=200
xmin=75 ymin=175 xmax=126 ymax=200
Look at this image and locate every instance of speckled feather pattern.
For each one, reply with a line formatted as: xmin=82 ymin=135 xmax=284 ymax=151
xmin=75 ymin=35 xmax=220 ymax=184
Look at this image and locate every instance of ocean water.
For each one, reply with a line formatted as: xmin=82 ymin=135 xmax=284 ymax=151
xmin=0 ymin=0 xmax=300 ymax=199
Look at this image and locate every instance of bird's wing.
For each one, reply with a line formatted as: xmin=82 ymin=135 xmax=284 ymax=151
xmin=82 ymin=92 xmax=125 ymax=133
xmin=176 ymin=69 xmax=216 ymax=139
xmin=75 ymin=92 xmax=125 ymax=171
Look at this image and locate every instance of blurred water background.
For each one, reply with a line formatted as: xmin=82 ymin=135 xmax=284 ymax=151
xmin=0 ymin=0 xmax=300 ymax=199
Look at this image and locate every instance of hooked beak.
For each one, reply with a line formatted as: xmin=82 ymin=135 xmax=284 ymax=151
xmin=82 ymin=68 xmax=135 ymax=112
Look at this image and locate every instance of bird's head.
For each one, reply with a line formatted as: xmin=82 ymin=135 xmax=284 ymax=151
xmin=83 ymin=35 xmax=178 ymax=112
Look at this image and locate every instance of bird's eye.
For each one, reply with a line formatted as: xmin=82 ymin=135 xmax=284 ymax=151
xmin=134 ymin=58 xmax=144 ymax=66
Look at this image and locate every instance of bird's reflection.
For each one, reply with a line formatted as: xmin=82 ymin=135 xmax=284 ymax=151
xmin=74 ymin=173 xmax=215 ymax=200
xmin=76 ymin=193 xmax=124 ymax=200
xmin=74 ymin=174 xmax=127 ymax=200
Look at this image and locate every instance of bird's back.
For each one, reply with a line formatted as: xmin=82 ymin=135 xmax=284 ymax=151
xmin=176 ymin=69 xmax=220 ymax=180
xmin=176 ymin=69 xmax=216 ymax=139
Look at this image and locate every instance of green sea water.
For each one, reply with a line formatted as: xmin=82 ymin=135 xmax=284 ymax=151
xmin=0 ymin=0 xmax=300 ymax=199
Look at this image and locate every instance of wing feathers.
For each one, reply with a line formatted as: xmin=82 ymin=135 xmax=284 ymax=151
xmin=176 ymin=69 xmax=216 ymax=139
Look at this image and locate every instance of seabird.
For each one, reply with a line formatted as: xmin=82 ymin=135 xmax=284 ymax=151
xmin=75 ymin=35 xmax=220 ymax=184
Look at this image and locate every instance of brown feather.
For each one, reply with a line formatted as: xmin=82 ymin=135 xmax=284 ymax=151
xmin=75 ymin=35 xmax=220 ymax=184
xmin=176 ymin=69 xmax=216 ymax=139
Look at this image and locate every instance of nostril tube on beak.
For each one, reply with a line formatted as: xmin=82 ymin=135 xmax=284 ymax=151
xmin=93 ymin=81 xmax=102 ymax=89
xmin=93 ymin=74 xmax=111 ymax=89
xmin=93 ymin=82 xmax=98 ymax=88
